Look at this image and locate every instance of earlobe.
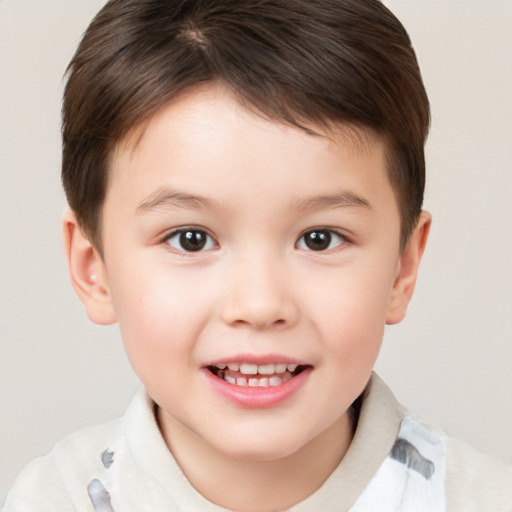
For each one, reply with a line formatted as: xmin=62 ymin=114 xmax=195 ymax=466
xmin=386 ymin=211 xmax=431 ymax=325
xmin=62 ymin=209 xmax=117 ymax=325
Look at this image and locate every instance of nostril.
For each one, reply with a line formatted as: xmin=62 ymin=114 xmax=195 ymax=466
xmin=229 ymin=316 xmax=288 ymax=330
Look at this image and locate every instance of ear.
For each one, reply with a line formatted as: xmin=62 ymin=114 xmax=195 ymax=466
xmin=62 ymin=209 xmax=117 ymax=325
xmin=386 ymin=211 xmax=431 ymax=325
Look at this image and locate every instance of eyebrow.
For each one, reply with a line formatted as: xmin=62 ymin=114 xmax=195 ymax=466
xmin=136 ymin=188 xmax=219 ymax=214
xmin=291 ymin=192 xmax=372 ymax=213
xmin=136 ymin=188 xmax=372 ymax=215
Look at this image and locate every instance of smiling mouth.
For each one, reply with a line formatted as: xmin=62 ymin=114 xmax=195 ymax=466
xmin=207 ymin=362 xmax=309 ymax=387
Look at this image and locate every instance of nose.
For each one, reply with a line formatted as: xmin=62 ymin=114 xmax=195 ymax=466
xmin=219 ymin=254 xmax=299 ymax=330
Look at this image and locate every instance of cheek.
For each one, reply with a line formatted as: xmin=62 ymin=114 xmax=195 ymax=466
xmin=107 ymin=263 xmax=213 ymax=369
xmin=308 ymin=268 xmax=394 ymax=411
xmin=304 ymin=259 xmax=396 ymax=356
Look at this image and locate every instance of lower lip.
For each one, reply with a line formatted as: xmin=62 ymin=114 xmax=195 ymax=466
xmin=202 ymin=367 xmax=312 ymax=409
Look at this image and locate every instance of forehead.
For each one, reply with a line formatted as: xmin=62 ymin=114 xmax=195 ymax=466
xmin=106 ymin=84 xmax=396 ymax=216
xmin=116 ymin=83 xmax=385 ymax=165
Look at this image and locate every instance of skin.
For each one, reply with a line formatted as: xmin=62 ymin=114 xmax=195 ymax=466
xmin=64 ymin=84 xmax=430 ymax=511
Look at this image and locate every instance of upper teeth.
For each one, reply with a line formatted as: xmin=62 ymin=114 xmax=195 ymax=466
xmin=215 ymin=363 xmax=298 ymax=374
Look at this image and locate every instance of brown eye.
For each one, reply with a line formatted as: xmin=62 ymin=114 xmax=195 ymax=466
xmin=297 ymin=229 xmax=345 ymax=251
xmin=166 ymin=229 xmax=216 ymax=252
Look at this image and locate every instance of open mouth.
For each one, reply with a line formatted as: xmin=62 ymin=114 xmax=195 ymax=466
xmin=207 ymin=362 xmax=309 ymax=387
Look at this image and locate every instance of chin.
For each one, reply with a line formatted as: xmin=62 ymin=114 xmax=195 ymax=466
xmin=208 ymin=430 xmax=308 ymax=462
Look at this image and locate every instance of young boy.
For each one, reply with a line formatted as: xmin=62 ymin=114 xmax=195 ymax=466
xmin=4 ymin=0 xmax=511 ymax=510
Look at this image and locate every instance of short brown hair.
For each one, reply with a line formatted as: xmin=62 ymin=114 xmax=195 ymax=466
xmin=62 ymin=0 xmax=429 ymax=252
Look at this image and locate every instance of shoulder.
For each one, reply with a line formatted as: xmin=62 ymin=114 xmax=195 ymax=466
xmin=445 ymin=436 xmax=512 ymax=511
xmin=396 ymin=415 xmax=512 ymax=510
xmin=3 ymin=416 xmax=124 ymax=511
xmin=2 ymin=388 xmax=173 ymax=511
xmin=371 ymin=375 xmax=512 ymax=512
xmin=399 ymin=409 xmax=512 ymax=511
xmin=2 ymin=451 xmax=73 ymax=511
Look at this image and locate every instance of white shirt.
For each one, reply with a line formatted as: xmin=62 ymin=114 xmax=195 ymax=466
xmin=4 ymin=374 xmax=511 ymax=511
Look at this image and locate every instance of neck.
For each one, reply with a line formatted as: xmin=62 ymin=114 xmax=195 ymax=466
xmin=157 ymin=409 xmax=355 ymax=512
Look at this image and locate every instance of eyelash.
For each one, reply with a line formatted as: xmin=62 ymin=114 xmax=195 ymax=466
xmin=163 ymin=228 xmax=217 ymax=253
xmin=162 ymin=227 xmax=348 ymax=254
xmin=295 ymin=228 xmax=348 ymax=252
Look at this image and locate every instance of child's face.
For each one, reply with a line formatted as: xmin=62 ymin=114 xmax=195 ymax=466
xmin=77 ymin=84 xmax=426 ymax=462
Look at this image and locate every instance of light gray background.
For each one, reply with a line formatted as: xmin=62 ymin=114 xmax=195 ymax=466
xmin=1 ymin=0 xmax=511 ymax=503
